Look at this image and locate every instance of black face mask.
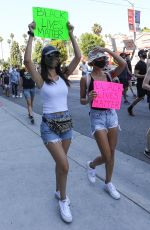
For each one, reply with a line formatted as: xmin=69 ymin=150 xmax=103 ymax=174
xmin=93 ymin=60 xmax=106 ymax=68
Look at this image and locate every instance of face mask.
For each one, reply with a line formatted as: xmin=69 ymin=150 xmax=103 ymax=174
xmin=93 ymin=60 xmax=106 ymax=68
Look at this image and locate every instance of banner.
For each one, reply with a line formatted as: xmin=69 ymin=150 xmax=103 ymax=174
xmin=32 ymin=7 xmax=69 ymax=40
xmin=128 ymin=9 xmax=135 ymax=32
xmin=135 ymin=10 xmax=140 ymax=24
xmin=135 ymin=10 xmax=141 ymax=31
xmin=92 ymin=81 xmax=123 ymax=110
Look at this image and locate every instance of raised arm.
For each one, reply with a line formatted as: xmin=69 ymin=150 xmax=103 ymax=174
xmin=105 ymin=48 xmax=126 ymax=77
xmin=24 ymin=22 xmax=43 ymax=88
xmin=65 ymin=22 xmax=81 ymax=78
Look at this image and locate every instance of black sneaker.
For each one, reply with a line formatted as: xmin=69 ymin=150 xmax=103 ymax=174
xmin=29 ymin=115 xmax=34 ymax=124
xmin=127 ymin=106 xmax=134 ymax=116
xmin=144 ymin=149 xmax=150 ymax=159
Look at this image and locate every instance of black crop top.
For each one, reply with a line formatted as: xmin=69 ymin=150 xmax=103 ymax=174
xmin=88 ymin=73 xmax=112 ymax=110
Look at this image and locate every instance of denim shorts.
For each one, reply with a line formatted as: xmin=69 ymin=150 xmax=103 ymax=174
xmin=40 ymin=111 xmax=73 ymax=144
xmin=90 ymin=109 xmax=118 ymax=135
xmin=23 ymin=88 xmax=35 ymax=99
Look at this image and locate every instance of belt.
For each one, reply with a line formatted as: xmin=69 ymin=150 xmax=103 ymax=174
xmin=43 ymin=111 xmax=68 ymax=116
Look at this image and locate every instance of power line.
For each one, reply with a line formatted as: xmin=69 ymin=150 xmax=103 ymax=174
xmin=89 ymin=0 xmax=150 ymax=10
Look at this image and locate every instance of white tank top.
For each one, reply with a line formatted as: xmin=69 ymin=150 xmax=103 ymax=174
xmin=40 ymin=76 xmax=68 ymax=114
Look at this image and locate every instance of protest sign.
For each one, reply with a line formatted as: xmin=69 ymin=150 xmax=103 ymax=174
xmin=32 ymin=7 xmax=69 ymax=40
xmin=92 ymin=81 xmax=123 ymax=110
xmin=123 ymin=39 xmax=136 ymax=50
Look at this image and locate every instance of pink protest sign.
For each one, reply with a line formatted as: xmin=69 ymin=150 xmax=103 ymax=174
xmin=92 ymin=81 xmax=123 ymax=110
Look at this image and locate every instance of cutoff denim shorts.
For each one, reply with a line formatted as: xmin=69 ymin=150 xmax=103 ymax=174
xmin=89 ymin=109 xmax=118 ymax=135
xmin=40 ymin=111 xmax=73 ymax=144
xmin=23 ymin=88 xmax=35 ymax=99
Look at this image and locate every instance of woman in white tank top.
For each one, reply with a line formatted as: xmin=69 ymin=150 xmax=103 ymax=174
xmin=24 ymin=21 xmax=81 ymax=223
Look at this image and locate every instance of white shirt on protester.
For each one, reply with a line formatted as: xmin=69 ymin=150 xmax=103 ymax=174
xmin=40 ymin=76 xmax=68 ymax=114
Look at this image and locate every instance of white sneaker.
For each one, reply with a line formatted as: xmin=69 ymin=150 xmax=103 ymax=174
xmin=87 ymin=161 xmax=96 ymax=183
xmin=59 ymin=199 xmax=72 ymax=223
xmin=54 ymin=191 xmax=70 ymax=205
xmin=104 ymin=182 xmax=120 ymax=200
xmin=12 ymin=95 xmax=15 ymax=98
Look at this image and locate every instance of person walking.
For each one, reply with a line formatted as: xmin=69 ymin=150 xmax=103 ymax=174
xmin=128 ymin=49 xmax=148 ymax=116
xmin=80 ymin=46 xmax=126 ymax=199
xmin=79 ymin=60 xmax=89 ymax=77
xmin=24 ymin=21 xmax=81 ymax=223
xmin=142 ymin=53 xmax=150 ymax=158
xmin=10 ymin=67 xmax=20 ymax=97
xmin=20 ymin=67 xmax=36 ymax=124
xmin=3 ymin=70 xmax=10 ymax=97
xmin=118 ymin=53 xmax=130 ymax=104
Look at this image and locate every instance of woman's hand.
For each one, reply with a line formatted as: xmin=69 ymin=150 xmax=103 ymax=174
xmin=88 ymin=90 xmax=97 ymax=102
xmin=28 ymin=21 xmax=36 ymax=33
xmin=67 ymin=22 xmax=74 ymax=35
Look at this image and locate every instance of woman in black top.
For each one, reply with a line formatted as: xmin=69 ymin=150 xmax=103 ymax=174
xmin=20 ymin=67 xmax=35 ymax=124
xmin=80 ymin=47 xmax=126 ymax=199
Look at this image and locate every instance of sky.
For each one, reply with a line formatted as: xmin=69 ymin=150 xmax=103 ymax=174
xmin=0 ymin=0 xmax=150 ymax=60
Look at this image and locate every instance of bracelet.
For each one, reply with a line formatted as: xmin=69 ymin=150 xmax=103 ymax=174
xmin=27 ymin=31 xmax=34 ymax=37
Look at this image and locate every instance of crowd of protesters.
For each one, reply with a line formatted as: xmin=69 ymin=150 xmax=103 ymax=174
xmin=0 ymin=67 xmax=21 ymax=98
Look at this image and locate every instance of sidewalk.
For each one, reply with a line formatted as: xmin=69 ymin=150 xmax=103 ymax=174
xmin=0 ymin=96 xmax=150 ymax=230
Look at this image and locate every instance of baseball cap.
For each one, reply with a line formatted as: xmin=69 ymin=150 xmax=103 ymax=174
xmin=88 ymin=48 xmax=108 ymax=64
xmin=42 ymin=45 xmax=60 ymax=56
xmin=138 ymin=49 xmax=148 ymax=57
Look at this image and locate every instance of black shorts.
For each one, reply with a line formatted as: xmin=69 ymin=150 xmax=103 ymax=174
xmin=136 ymin=79 xmax=147 ymax=98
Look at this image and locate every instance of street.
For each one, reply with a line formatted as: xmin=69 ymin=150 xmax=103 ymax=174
xmin=1 ymin=80 xmax=150 ymax=163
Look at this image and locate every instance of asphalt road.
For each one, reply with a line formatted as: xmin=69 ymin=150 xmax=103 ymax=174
xmin=1 ymin=80 xmax=150 ymax=164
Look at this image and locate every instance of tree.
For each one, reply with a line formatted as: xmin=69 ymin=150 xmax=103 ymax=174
xmin=10 ymin=33 xmax=14 ymax=43
xmin=2 ymin=61 xmax=10 ymax=70
xmin=7 ymin=39 xmax=11 ymax=49
xmin=32 ymin=40 xmax=43 ymax=64
xmin=92 ymin=23 xmax=102 ymax=36
xmin=10 ymin=41 xmax=22 ymax=67
xmin=141 ymin=27 xmax=150 ymax=32
xmin=79 ymin=33 xmax=105 ymax=57
xmin=22 ymin=34 xmax=27 ymax=45
xmin=0 ymin=36 xmax=4 ymax=59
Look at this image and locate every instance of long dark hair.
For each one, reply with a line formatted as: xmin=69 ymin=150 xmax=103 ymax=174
xmin=41 ymin=55 xmax=70 ymax=86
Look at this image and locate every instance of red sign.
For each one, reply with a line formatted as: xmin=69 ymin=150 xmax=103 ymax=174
xmin=128 ymin=9 xmax=135 ymax=32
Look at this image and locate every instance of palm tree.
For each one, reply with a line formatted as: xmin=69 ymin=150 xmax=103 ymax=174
xmin=92 ymin=23 xmax=102 ymax=36
xmin=7 ymin=39 xmax=11 ymax=50
xmin=10 ymin=33 xmax=14 ymax=43
xmin=22 ymin=33 xmax=27 ymax=44
xmin=0 ymin=36 xmax=4 ymax=59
